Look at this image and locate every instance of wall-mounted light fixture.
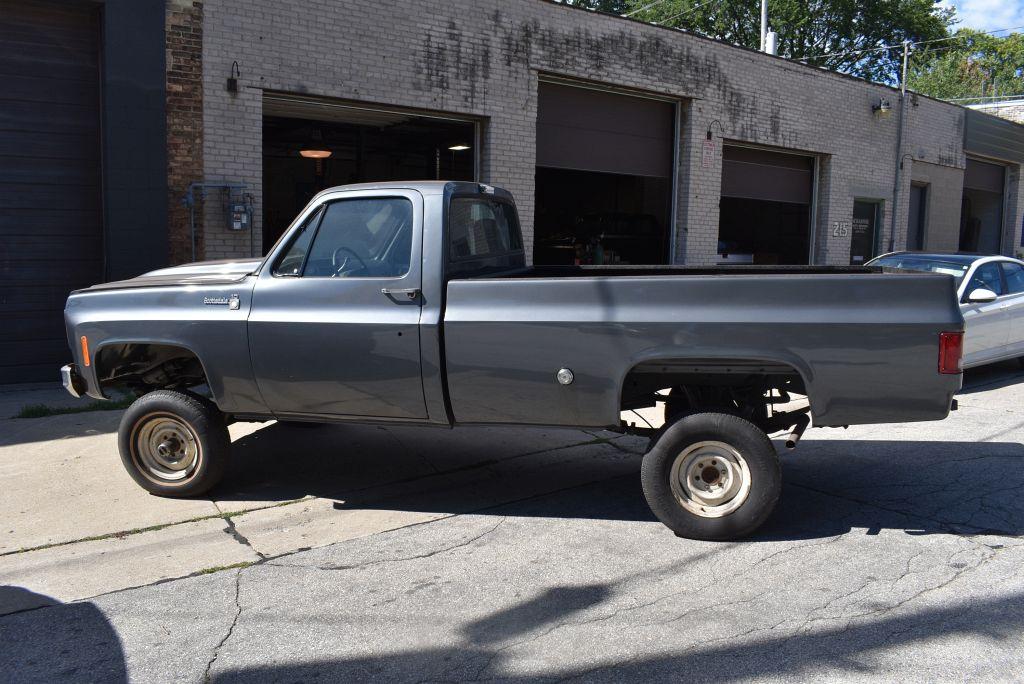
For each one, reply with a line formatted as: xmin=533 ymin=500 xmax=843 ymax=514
xmin=872 ymin=98 xmax=892 ymax=117
xmin=299 ymin=149 xmax=332 ymax=158
xmin=705 ymin=119 xmax=724 ymax=140
xmin=448 ymin=144 xmax=470 ymax=151
xmin=227 ymin=61 xmax=241 ymax=93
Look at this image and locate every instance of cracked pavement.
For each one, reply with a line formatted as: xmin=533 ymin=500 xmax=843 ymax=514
xmin=2 ymin=360 xmax=1024 ymax=682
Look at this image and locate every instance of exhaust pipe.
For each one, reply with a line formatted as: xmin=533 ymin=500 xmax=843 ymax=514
xmin=785 ymin=414 xmax=810 ymax=450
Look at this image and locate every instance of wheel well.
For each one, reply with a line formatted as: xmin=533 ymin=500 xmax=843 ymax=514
xmin=94 ymin=343 xmax=210 ymax=396
xmin=620 ymin=359 xmax=809 ymax=432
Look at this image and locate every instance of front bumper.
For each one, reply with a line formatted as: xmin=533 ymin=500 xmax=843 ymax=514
xmin=61 ymin=364 xmax=87 ymax=398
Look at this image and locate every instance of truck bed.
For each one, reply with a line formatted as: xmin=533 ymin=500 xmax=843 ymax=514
xmin=472 ymin=264 xmax=896 ymax=278
xmin=441 ymin=267 xmax=963 ymax=428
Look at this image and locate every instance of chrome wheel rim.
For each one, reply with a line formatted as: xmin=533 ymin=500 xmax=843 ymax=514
xmin=131 ymin=412 xmax=201 ymax=483
xmin=669 ymin=441 xmax=751 ymax=518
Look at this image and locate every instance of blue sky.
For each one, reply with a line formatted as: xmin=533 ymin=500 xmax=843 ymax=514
xmin=941 ymin=0 xmax=1024 ymax=32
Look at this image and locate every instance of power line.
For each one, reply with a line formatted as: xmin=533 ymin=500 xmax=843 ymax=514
xmin=622 ymin=0 xmax=672 ymax=18
xmin=654 ymin=0 xmax=715 ymax=26
xmin=802 ymin=24 xmax=1024 ymax=62
xmin=915 ymin=24 xmax=1024 ymax=46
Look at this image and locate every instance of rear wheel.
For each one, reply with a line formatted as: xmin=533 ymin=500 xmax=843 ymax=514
xmin=641 ymin=412 xmax=781 ymax=540
xmin=117 ymin=390 xmax=230 ymax=497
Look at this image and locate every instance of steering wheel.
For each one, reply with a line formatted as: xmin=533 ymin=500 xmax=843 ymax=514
xmin=331 ymin=246 xmax=368 ymax=276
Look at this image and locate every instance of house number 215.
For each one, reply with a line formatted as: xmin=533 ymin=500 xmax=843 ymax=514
xmin=832 ymin=222 xmax=850 ymax=238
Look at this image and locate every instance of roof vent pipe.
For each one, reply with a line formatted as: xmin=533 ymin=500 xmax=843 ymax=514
xmin=765 ymin=30 xmax=778 ymax=55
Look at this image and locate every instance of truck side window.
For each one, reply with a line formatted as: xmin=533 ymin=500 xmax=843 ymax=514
xmin=272 ymin=207 xmax=323 ymax=276
xmin=302 ymin=198 xmax=413 ymax=278
xmin=965 ymin=263 xmax=1004 ymax=296
xmin=449 ymin=198 xmax=522 ymax=260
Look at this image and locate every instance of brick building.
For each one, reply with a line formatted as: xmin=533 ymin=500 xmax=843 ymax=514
xmin=3 ymin=0 xmax=1024 ymax=382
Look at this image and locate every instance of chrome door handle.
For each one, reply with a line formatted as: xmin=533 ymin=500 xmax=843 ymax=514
xmin=381 ymin=287 xmax=420 ymax=300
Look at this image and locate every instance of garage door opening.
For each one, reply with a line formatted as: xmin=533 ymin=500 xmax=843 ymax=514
xmin=717 ymin=146 xmax=813 ymax=265
xmin=534 ymin=81 xmax=675 ymax=265
xmin=263 ymin=95 xmax=476 ymax=252
xmin=960 ymin=158 xmax=1005 ymax=254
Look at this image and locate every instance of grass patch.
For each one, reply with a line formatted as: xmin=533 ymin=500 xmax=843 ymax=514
xmin=13 ymin=395 xmax=134 ymax=419
xmin=196 ymin=561 xmax=256 ymax=575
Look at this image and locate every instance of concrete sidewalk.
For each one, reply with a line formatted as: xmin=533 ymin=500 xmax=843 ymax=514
xmin=0 ymin=398 xmax=642 ymax=610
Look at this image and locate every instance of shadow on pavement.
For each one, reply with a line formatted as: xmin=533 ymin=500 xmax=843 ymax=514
xmin=209 ymin=589 xmax=1024 ymax=682
xmin=215 ymin=406 xmax=1024 ymax=541
xmin=0 ymin=586 xmax=127 ymax=683
xmin=0 ymin=411 xmax=121 ymax=448
xmin=957 ymin=359 xmax=1024 ymax=395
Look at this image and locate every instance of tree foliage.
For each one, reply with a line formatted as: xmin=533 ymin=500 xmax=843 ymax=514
xmin=558 ymin=0 xmax=630 ymax=13
xmin=907 ymin=30 xmax=1024 ymax=101
xmin=572 ymin=0 xmax=954 ymax=84
xmin=562 ymin=0 xmax=1024 ymax=100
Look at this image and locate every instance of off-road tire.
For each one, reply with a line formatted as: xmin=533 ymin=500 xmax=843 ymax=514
xmin=641 ymin=412 xmax=781 ymax=541
xmin=117 ymin=389 xmax=230 ymax=497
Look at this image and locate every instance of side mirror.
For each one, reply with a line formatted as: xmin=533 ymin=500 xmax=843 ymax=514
xmin=966 ymin=288 xmax=998 ymax=304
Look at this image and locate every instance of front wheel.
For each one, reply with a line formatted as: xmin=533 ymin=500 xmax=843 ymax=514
xmin=117 ymin=390 xmax=230 ymax=497
xmin=641 ymin=412 xmax=781 ymax=541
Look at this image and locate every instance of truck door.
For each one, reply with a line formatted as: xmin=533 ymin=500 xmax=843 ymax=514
xmin=248 ymin=189 xmax=427 ymax=419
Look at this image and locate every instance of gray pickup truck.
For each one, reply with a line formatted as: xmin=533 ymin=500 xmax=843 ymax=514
xmin=62 ymin=181 xmax=965 ymax=540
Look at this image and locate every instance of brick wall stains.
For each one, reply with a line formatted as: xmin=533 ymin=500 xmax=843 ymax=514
xmin=198 ymin=0 xmax=1022 ymax=264
xmin=166 ymin=0 xmax=204 ymax=264
xmin=415 ymin=21 xmax=492 ymax=106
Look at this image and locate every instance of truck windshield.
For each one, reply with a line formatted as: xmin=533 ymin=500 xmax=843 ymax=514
xmin=870 ymin=255 xmax=970 ymax=285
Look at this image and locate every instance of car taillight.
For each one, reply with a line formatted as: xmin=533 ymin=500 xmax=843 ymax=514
xmin=938 ymin=331 xmax=963 ymax=374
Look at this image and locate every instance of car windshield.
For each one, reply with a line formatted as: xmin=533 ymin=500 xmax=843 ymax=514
xmin=870 ymin=255 xmax=971 ymax=285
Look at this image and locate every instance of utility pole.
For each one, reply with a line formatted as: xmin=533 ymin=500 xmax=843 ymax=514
xmin=901 ymin=39 xmax=909 ymax=95
xmin=887 ymin=39 xmax=911 ymax=252
xmin=760 ymin=0 xmax=768 ymax=51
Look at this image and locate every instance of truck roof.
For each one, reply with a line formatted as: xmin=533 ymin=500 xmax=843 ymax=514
xmin=312 ymin=180 xmax=463 ymax=198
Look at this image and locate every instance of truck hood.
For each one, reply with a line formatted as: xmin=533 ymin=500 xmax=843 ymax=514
xmin=77 ymin=258 xmax=264 ymax=292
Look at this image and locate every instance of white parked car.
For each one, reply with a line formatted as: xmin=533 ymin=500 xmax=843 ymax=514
xmin=868 ymin=252 xmax=1024 ymax=369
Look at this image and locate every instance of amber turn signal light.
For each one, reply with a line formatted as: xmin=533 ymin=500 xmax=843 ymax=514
xmin=80 ymin=335 xmax=90 ymax=367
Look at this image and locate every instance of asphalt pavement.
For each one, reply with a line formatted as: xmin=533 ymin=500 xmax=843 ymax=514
xmin=1 ymin=360 xmax=1023 ymax=682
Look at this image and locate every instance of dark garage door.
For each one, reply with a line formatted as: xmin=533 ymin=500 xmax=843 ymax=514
xmin=262 ymin=93 xmax=477 ymax=252
xmin=534 ymin=81 xmax=675 ymax=266
xmin=718 ymin=145 xmax=814 ymax=265
xmin=960 ymin=158 xmax=1005 ymax=254
xmin=0 ymin=1 xmax=102 ymax=384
